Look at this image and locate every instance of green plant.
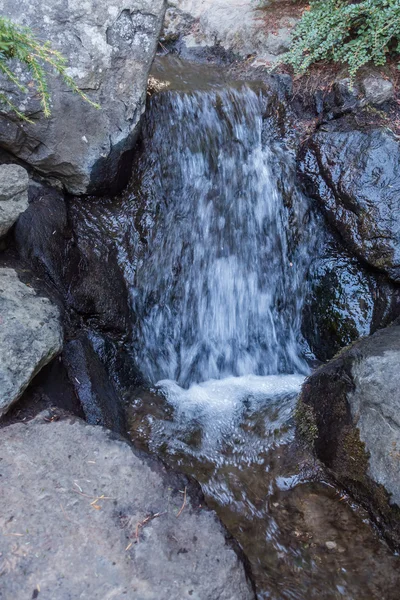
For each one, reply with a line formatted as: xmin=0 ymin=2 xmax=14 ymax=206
xmin=283 ymin=0 xmax=400 ymax=79
xmin=0 ymin=16 xmax=99 ymax=122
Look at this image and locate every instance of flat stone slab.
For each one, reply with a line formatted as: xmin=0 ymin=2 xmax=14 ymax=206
xmin=0 ymin=415 xmax=254 ymax=600
xmin=163 ymin=0 xmax=298 ymax=63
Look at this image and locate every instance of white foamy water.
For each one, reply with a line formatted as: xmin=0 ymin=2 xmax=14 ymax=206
xmin=150 ymin=374 xmax=305 ymax=460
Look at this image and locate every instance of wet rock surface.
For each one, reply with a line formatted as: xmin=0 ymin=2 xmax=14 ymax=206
xmin=0 ymin=0 xmax=166 ymax=194
xmin=1 ymin=31 xmax=400 ymax=600
xmin=0 ymin=268 xmax=63 ymax=416
xmin=0 ymin=164 xmax=29 ymax=239
xmin=299 ymin=322 xmax=400 ymax=549
xmin=0 ymin=357 xmax=84 ymax=429
xmin=0 ymin=414 xmax=255 ymax=600
xmin=125 ymin=382 xmax=400 ymax=600
xmin=300 ymin=126 xmax=400 ymax=282
xmin=63 ymin=333 xmax=125 ymax=433
xmin=15 ymin=185 xmax=130 ymax=336
xmin=303 ymin=227 xmax=400 ymax=362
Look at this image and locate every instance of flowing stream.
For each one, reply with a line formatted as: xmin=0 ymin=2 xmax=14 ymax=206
xmin=124 ymin=79 xmax=400 ymax=599
xmin=71 ymin=66 xmax=400 ymax=598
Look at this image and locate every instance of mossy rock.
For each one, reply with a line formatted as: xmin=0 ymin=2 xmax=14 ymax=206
xmin=299 ymin=322 xmax=400 ymax=550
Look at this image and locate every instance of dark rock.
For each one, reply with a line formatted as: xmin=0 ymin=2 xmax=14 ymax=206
xmin=300 ymin=127 xmax=400 ymax=282
xmin=66 ymin=200 xmax=131 ymax=335
xmin=15 ymin=183 xmax=69 ymax=293
xmin=0 ymin=0 xmax=166 ymax=194
xmin=14 ymin=184 xmax=133 ymax=427
xmin=15 ymin=185 xmax=130 ymax=336
xmin=303 ymin=232 xmax=400 ymax=362
xmin=87 ymin=330 xmax=145 ymax=393
xmin=299 ymin=323 xmax=400 ymax=549
xmin=63 ymin=333 xmax=125 ymax=433
xmin=0 ymin=356 xmax=84 ymax=428
xmin=316 ymin=78 xmax=361 ymax=119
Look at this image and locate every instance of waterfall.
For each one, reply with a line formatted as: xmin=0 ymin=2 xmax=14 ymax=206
xmin=130 ymin=84 xmax=315 ymax=388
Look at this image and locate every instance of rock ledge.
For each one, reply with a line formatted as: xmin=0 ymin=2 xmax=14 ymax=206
xmin=0 ymin=414 xmax=254 ymax=600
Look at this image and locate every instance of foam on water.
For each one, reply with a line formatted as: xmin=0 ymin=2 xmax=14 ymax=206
xmin=150 ymin=373 xmax=305 ymax=461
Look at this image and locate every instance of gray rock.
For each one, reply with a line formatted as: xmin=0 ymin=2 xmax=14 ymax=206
xmin=0 ymin=268 xmax=63 ymax=416
xmin=299 ymin=322 xmax=400 ymax=549
xmin=362 ymin=75 xmax=395 ymax=105
xmin=0 ymin=164 xmax=29 ymax=238
xmin=349 ymin=349 xmax=400 ymax=506
xmin=163 ymin=0 xmax=298 ymax=63
xmin=0 ymin=0 xmax=166 ymax=194
xmin=264 ymin=19 xmax=297 ymax=56
xmin=0 ymin=415 xmax=255 ymax=600
xmin=300 ymin=127 xmax=400 ymax=282
xmin=325 ymin=541 xmax=337 ymax=551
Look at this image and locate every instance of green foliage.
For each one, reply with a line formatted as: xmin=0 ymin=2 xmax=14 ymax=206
xmin=0 ymin=16 xmax=99 ymax=122
xmin=283 ymin=0 xmax=400 ymax=78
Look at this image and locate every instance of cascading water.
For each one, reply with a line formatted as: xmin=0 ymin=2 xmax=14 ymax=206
xmin=131 ymin=85 xmax=315 ymax=388
xmin=111 ymin=74 xmax=400 ymax=599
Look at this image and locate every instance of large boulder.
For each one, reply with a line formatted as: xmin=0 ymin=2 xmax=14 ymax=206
xmin=300 ymin=127 xmax=400 ymax=282
xmin=0 ymin=164 xmax=29 ymax=239
xmin=0 ymin=0 xmax=166 ymax=194
xmin=0 ymin=268 xmax=63 ymax=416
xmin=162 ymin=0 xmax=298 ymax=64
xmin=0 ymin=414 xmax=255 ymax=600
xmin=298 ymin=322 xmax=400 ymax=548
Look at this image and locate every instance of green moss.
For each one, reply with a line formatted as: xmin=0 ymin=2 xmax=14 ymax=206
xmin=340 ymin=428 xmax=369 ymax=482
xmin=294 ymin=400 xmax=318 ymax=449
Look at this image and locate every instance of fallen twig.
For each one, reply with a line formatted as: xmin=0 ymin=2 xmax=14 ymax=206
xmin=176 ymin=487 xmax=187 ymax=518
xmin=134 ymin=511 xmax=167 ymax=544
xmin=60 ymin=503 xmax=76 ymax=525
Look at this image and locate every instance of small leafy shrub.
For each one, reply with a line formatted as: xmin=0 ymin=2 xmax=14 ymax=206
xmin=0 ymin=16 xmax=99 ymax=121
xmin=283 ymin=0 xmax=400 ymax=78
